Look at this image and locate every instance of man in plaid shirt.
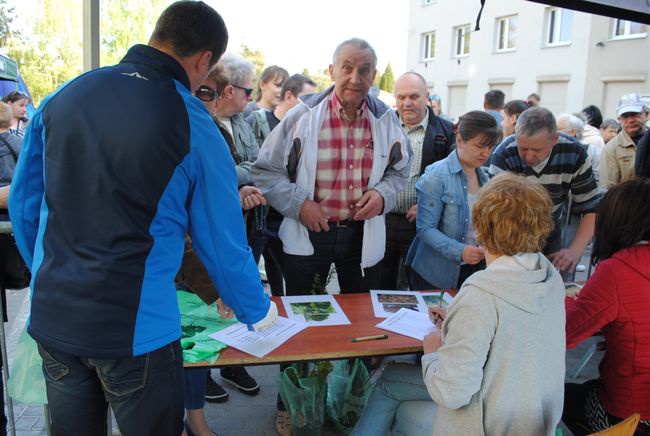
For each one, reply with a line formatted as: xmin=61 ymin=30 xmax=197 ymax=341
xmin=252 ymin=38 xmax=412 ymax=295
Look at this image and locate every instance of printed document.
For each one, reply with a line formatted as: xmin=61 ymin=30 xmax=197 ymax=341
xmin=376 ymin=308 xmax=437 ymax=340
xmin=209 ymin=317 xmax=307 ymax=358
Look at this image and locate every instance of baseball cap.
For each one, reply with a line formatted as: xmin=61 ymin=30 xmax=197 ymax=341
xmin=617 ymin=94 xmax=645 ymax=116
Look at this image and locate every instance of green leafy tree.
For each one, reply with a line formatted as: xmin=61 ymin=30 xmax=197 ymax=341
xmin=378 ymin=63 xmax=395 ymax=93
xmin=7 ymin=0 xmax=83 ymax=105
xmin=301 ymin=67 xmax=332 ymax=93
xmin=100 ymin=0 xmax=168 ymax=67
xmin=0 ymin=0 xmax=19 ymax=47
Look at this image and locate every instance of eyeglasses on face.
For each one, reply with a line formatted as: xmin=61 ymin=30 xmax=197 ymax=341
xmin=195 ymin=86 xmax=217 ymax=102
xmin=231 ymin=84 xmax=254 ymax=97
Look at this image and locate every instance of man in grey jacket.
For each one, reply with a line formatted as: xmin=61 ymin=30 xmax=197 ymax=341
xmin=252 ymin=38 xmax=411 ymax=296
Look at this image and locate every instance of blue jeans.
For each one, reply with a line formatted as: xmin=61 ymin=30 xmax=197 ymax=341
xmin=284 ymin=222 xmax=381 ymax=296
xmin=352 ymin=363 xmax=436 ymax=436
xmin=184 ymin=368 xmax=207 ymax=410
xmin=37 ymin=340 xmax=184 ymax=436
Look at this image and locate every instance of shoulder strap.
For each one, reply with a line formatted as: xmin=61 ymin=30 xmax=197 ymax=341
xmin=0 ymin=135 xmax=18 ymax=163
xmin=253 ymin=109 xmax=271 ymax=139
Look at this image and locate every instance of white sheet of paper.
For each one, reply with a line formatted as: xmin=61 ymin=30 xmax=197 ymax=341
xmin=376 ymin=308 xmax=437 ymax=340
xmin=208 ymin=317 xmax=307 ymax=358
xmin=369 ymin=290 xmax=428 ymax=318
xmin=281 ymin=295 xmax=350 ymax=326
xmin=420 ymin=291 xmax=454 ymax=308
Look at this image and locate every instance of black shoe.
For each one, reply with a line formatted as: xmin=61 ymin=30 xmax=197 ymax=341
xmin=205 ymin=373 xmax=229 ymax=403
xmin=220 ymin=367 xmax=260 ymax=396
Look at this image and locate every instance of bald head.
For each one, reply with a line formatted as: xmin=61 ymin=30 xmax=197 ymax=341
xmin=394 ymin=72 xmax=429 ymax=128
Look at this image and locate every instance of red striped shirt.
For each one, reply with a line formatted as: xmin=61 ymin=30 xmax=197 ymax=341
xmin=315 ymin=92 xmax=373 ymax=221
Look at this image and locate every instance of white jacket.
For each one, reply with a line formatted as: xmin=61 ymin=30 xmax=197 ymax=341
xmin=252 ymin=87 xmax=412 ymax=269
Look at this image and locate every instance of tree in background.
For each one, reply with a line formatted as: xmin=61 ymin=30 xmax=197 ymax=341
xmin=6 ymin=0 xmax=82 ymax=106
xmin=240 ymin=45 xmax=265 ymax=94
xmin=100 ymin=0 xmax=168 ymax=67
xmin=0 ymin=0 xmax=19 ymax=47
xmin=378 ymin=63 xmax=395 ymax=93
xmin=5 ymin=0 xmax=167 ymax=106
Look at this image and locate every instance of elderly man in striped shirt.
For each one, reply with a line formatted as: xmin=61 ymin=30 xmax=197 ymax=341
xmin=490 ymin=106 xmax=601 ymax=275
xmin=252 ymin=38 xmax=412 ymax=295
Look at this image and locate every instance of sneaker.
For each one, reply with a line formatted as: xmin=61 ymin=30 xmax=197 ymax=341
xmin=220 ymin=367 xmax=260 ymax=395
xmin=576 ymin=264 xmax=586 ymax=272
xmin=275 ymin=410 xmax=291 ymax=436
xmin=205 ymin=373 xmax=229 ymax=403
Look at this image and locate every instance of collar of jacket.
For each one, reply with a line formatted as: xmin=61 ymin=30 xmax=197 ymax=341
xmin=120 ymin=44 xmax=191 ymax=91
xmin=300 ymin=85 xmax=390 ymax=119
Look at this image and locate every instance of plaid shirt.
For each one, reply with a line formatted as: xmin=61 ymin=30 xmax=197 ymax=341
xmin=315 ymin=92 xmax=373 ymax=221
xmin=394 ymin=116 xmax=427 ymax=214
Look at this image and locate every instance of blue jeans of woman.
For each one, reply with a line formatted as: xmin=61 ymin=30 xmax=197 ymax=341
xmin=352 ymin=363 xmax=435 ymax=436
xmin=184 ymin=368 xmax=208 ymax=410
xmin=37 ymin=340 xmax=184 ymax=436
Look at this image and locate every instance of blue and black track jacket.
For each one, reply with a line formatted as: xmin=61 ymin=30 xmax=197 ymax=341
xmin=9 ymin=45 xmax=270 ymax=358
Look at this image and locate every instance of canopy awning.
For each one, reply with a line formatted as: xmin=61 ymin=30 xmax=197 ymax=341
xmin=0 ymin=54 xmax=19 ymax=83
xmin=526 ymin=0 xmax=650 ymax=24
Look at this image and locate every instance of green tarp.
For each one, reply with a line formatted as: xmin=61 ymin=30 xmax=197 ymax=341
xmin=0 ymin=55 xmax=19 ymax=83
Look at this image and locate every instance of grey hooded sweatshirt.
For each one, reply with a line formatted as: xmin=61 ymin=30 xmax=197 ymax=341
xmin=422 ymin=253 xmax=566 ymax=436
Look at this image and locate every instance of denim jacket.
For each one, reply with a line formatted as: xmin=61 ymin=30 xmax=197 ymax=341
xmin=405 ymin=151 xmax=489 ymax=289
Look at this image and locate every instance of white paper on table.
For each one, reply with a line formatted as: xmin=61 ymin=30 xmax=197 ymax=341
xmin=376 ymin=308 xmax=437 ymax=340
xmin=208 ymin=317 xmax=307 ymax=358
xmin=369 ymin=290 xmax=428 ymax=318
xmin=281 ymin=294 xmax=350 ymax=326
xmin=420 ymin=291 xmax=454 ymax=308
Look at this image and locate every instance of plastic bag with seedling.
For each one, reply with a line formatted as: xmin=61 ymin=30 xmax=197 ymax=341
xmin=276 ymin=361 xmax=333 ymax=436
xmin=310 ymin=266 xmax=336 ymax=295
xmin=326 ymin=359 xmax=373 ymax=435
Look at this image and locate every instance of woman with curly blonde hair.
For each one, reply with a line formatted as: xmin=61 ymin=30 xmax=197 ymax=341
xmin=354 ymin=173 xmax=566 ymax=436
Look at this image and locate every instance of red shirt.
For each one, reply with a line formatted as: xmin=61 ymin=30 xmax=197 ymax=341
xmin=566 ymin=244 xmax=650 ymax=419
xmin=314 ymin=92 xmax=373 ymax=221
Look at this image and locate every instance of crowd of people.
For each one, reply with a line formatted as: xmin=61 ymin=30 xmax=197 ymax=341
xmin=0 ymin=0 xmax=649 ymax=435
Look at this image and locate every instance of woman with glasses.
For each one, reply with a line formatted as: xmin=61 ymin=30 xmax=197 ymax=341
xmin=1 ymin=91 xmax=30 ymax=137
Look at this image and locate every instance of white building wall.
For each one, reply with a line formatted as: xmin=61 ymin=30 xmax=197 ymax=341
xmin=406 ymin=0 xmax=650 ymax=120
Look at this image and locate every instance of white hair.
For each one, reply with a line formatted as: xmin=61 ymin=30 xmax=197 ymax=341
xmin=218 ymin=52 xmax=254 ymax=86
xmin=557 ymin=113 xmax=585 ymax=140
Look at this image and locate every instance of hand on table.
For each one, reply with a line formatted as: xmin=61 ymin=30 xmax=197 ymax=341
xmin=216 ymin=298 xmax=234 ymax=319
xmin=423 ymin=331 xmax=442 ymax=354
xmin=239 ymin=186 xmax=266 ymax=211
xmin=548 ymin=248 xmax=581 ymax=272
xmin=461 ymin=246 xmax=484 ymax=265
xmin=406 ymin=204 xmax=417 ymax=223
xmin=299 ymin=199 xmax=329 ymax=232
xmin=353 ymin=190 xmax=384 ymax=221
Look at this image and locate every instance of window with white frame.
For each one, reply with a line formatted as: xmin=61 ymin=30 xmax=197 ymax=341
xmin=422 ymin=31 xmax=436 ymax=61
xmin=545 ymin=7 xmax=573 ymax=45
xmin=496 ymin=15 xmax=517 ymax=52
xmin=612 ymin=19 xmax=648 ymax=39
xmin=453 ymin=25 xmax=471 ymax=57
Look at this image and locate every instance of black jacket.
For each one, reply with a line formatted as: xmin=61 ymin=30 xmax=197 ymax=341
xmin=418 ymin=107 xmax=455 ymax=175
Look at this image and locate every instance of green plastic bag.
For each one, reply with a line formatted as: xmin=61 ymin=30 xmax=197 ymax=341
xmin=7 ymin=328 xmax=47 ymax=404
xmin=178 ymin=291 xmax=237 ymax=364
xmin=326 ymin=359 xmax=372 ymax=434
xmin=276 ymin=362 xmax=332 ymax=436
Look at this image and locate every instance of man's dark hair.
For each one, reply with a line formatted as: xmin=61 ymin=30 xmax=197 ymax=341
xmin=281 ymin=74 xmax=317 ymax=100
xmin=484 ymin=90 xmax=505 ymax=109
xmin=582 ymin=105 xmax=603 ymax=129
xmin=592 ymin=177 xmax=650 ymax=265
xmin=503 ymin=99 xmax=530 ymax=117
xmin=149 ymin=1 xmax=228 ymax=67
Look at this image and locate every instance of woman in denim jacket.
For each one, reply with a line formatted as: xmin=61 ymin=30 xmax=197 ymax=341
xmin=406 ymin=111 xmax=502 ymax=290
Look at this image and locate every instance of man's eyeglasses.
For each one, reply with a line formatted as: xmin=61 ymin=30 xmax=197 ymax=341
xmin=196 ymin=86 xmax=217 ymax=102
xmin=231 ymin=84 xmax=254 ymax=97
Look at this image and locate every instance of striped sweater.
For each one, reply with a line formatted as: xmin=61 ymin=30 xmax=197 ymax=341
xmin=489 ymin=133 xmax=601 ymax=223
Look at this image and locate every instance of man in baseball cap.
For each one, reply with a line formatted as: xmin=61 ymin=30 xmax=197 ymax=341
xmin=599 ymin=93 xmax=649 ymax=189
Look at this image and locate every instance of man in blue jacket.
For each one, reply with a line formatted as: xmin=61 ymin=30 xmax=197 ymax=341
xmin=8 ymin=2 xmax=276 ymax=434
